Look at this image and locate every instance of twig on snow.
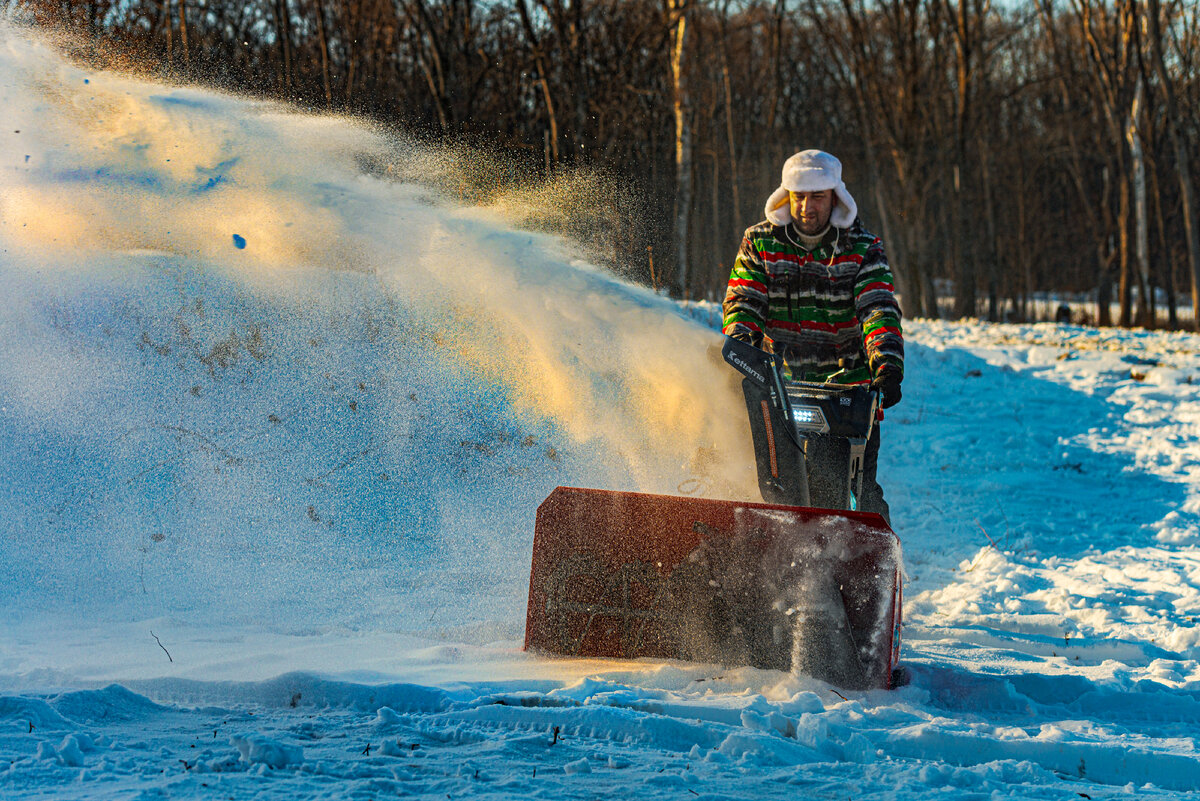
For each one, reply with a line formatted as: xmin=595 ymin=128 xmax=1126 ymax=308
xmin=150 ymin=631 xmax=173 ymax=662
xmin=976 ymin=519 xmax=1000 ymax=549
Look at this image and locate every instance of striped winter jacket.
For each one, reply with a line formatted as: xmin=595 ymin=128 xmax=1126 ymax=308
xmin=721 ymin=219 xmax=904 ymax=384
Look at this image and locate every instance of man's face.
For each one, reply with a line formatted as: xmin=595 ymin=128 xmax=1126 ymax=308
xmin=788 ymin=189 xmax=835 ymax=235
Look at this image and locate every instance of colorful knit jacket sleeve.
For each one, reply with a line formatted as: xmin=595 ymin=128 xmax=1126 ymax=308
xmin=854 ymin=234 xmax=904 ymax=379
xmin=721 ymin=229 xmax=769 ymax=347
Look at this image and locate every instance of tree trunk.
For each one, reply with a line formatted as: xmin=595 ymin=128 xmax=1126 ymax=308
xmin=1150 ymin=154 xmax=1178 ymax=328
xmin=872 ymin=172 xmax=913 ymax=315
xmin=669 ymin=0 xmax=693 ymax=298
xmin=950 ymin=0 xmax=975 ymax=320
xmin=766 ymin=0 xmax=783 ymax=133
xmin=711 ymin=152 xmax=721 ymax=294
xmin=164 ymin=0 xmax=173 ymax=64
xmin=572 ymin=0 xmax=588 ymax=162
xmin=316 ymin=0 xmax=333 ymax=108
xmin=980 ymin=141 xmax=999 ymax=322
xmin=1019 ymin=183 xmax=1032 ymax=322
xmin=1098 ymin=245 xmax=1115 ymax=326
xmin=1126 ymin=82 xmax=1152 ymax=327
xmin=922 ymin=259 xmax=940 ymax=319
xmin=1118 ymin=177 xmax=1132 ymax=327
xmin=274 ymin=0 xmax=293 ymax=91
xmin=717 ymin=7 xmax=740 ymax=239
xmin=177 ymin=0 xmax=189 ymax=67
xmin=950 ymin=164 xmax=974 ymax=318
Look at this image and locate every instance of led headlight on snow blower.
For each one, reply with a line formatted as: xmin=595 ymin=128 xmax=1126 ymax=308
xmin=790 ymin=405 xmax=829 ymax=434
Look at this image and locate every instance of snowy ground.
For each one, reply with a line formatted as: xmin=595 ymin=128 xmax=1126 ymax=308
xmin=3 ymin=21 xmax=1200 ymax=800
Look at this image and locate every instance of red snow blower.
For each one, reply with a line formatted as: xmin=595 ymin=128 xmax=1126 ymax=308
xmin=523 ymin=336 xmax=903 ymax=689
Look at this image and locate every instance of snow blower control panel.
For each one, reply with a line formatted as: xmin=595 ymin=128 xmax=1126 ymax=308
xmin=782 ymin=382 xmax=876 ymax=439
xmin=721 ymin=336 xmax=877 ymax=443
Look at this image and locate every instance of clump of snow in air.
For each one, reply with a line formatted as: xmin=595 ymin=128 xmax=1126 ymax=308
xmin=4 ymin=20 xmax=1200 ymax=801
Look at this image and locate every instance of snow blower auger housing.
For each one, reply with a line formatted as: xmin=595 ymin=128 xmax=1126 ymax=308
xmin=523 ymin=338 xmax=902 ymax=690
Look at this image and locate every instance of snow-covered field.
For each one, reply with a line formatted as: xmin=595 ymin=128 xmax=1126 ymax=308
xmin=3 ymin=22 xmax=1200 ymax=800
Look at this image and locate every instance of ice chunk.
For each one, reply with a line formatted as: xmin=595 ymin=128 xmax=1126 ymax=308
xmin=563 ymin=757 xmax=592 ymax=774
xmin=230 ymin=733 xmax=304 ymax=769
xmin=373 ymin=706 xmax=402 ymax=727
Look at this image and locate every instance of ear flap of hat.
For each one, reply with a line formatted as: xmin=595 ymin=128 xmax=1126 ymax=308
xmin=765 ymin=187 xmax=792 ymax=226
xmin=830 ymin=184 xmax=857 ymax=228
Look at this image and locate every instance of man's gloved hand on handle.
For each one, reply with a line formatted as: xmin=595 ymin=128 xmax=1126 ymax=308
xmin=870 ymin=367 xmax=902 ymax=409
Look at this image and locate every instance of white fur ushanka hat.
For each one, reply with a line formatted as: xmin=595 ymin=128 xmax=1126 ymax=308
xmin=764 ymin=149 xmax=858 ymax=229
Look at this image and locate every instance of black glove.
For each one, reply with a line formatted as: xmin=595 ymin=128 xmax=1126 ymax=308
xmin=871 ymin=368 xmax=903 ymax=409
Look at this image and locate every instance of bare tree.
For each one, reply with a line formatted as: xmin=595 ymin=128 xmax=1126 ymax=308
xmin=668 ymin=0 xmax=693 ymax=297
xmin=515 ymin=0 xmax=560 ymax=168
xmin=1145 ymin=0 xmax=1200 ymax=330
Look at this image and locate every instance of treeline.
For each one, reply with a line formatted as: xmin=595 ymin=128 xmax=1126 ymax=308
xmin=12 ymin=0 xmax=1200 ymax=328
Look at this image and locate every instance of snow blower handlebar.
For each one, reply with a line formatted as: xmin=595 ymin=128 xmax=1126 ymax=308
xmin=721 ymin=336 xmax=880 ymax=438
xmin=722 ymin=335 xmax=880 ymax=510
xmin=721 ymin=336 xmax=801 ymax=449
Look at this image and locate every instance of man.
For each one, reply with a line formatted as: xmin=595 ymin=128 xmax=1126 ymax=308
xmin=722 ymin=149 xmax=903 ymax=521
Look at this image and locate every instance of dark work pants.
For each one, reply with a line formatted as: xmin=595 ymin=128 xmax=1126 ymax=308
xmin=741 ymin=378 xmax=891 ymax=526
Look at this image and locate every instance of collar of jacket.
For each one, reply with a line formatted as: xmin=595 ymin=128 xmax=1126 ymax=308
xmin=772 ymin=222 xmax=842 ymax=254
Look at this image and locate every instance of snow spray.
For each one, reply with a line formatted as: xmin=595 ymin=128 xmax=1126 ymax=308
xmin=0 ymin=23 xmax=754 ymax=633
